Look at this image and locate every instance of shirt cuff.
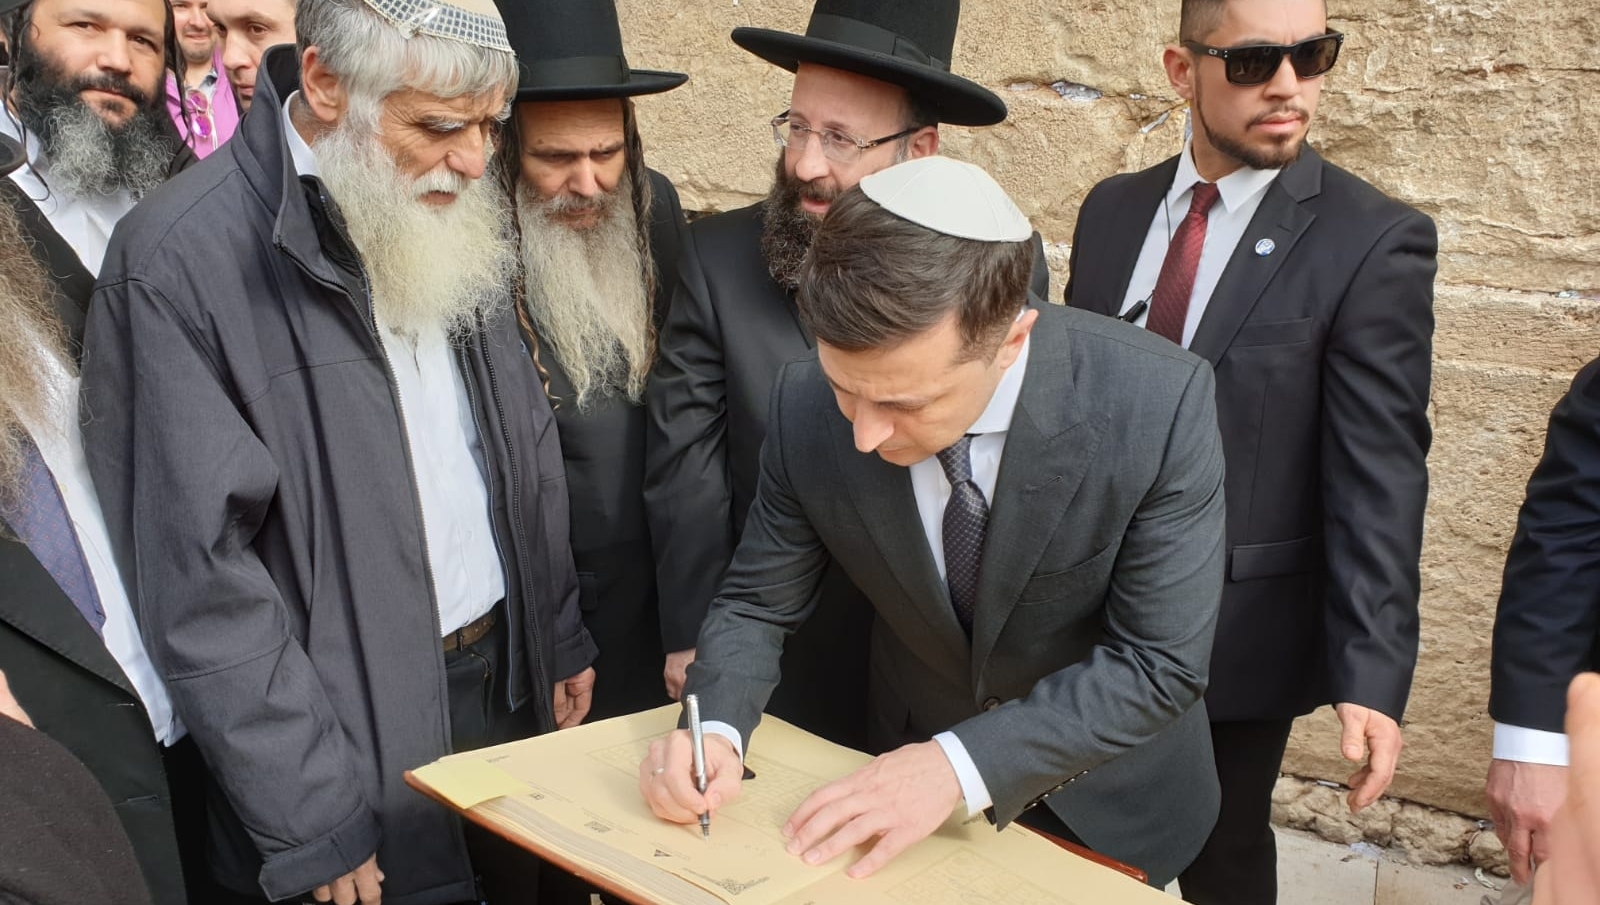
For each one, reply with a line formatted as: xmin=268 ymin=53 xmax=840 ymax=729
xmin=1493 ymin=722 xmax=1570 ymax=766
xmin=933 ymin=731 xmax=993 ymax=817
xmin=702 ymin=721 xmax=744 ymax=761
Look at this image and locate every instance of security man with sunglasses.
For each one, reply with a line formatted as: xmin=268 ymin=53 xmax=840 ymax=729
xmin=1064 ymin=0 xmax=1437 ymax=902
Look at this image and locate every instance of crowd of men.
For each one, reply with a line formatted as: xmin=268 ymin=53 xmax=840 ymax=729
xmin=0 ymin=0 xmax=1595 ymax=903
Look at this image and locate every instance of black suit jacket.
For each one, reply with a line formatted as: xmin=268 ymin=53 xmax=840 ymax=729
xmin=687 ymin=303 xmax=1225 ymax=887
xmin=1490 ymin=356 xmax=1600 ymax=732
xmin=540 ymin=168 xmax=683 ymax=720
xmin=1066 ymin=147 xmax=1436 ymax=721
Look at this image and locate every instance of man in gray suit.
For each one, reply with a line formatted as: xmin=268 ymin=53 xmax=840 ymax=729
xmin=639 ymin=157 xmax=1226 ymax=887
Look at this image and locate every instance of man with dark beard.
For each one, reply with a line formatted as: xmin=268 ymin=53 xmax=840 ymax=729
xmin=644 ymin=0 xmax=1044 ymax=751
xmin=0 ymin=133 xmax=189 ymax=905
xmin=1064 ymin=0 xmax=1436 ymax=902
xmin=495 ymin=0 xmax=687 ymax=724
xmin=80 ymin=0 xmax=597 ymax=902
xmin=0 ymin=0 xmax=190 ymax=281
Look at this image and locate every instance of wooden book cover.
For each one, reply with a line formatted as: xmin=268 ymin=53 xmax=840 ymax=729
xmin=406 ymin=706 xmax=1172 ymax=905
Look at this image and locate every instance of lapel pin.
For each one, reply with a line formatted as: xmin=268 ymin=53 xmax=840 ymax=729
xmin=1254 ymin=238 xmax=1276 ymax=257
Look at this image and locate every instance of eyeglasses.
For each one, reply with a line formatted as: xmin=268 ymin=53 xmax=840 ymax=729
xmin=1182 ymin=32 xmax=1344 ymax=86
xmin=184 ymin=86 xmax=217 ymax=150
xmin=769 ymin=111 xmax=917 ymax=164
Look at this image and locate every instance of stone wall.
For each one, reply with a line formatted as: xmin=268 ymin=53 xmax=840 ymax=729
xmin=614 ymin=0 xmax=1600 ymax=819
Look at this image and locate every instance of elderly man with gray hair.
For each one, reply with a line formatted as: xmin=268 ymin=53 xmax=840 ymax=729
xmin=80 ymin=1 xmax=596 ymax=903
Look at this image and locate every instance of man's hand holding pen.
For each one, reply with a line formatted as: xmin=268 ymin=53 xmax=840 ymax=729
xmin=639 ymin=729 xmax=744 ymax=828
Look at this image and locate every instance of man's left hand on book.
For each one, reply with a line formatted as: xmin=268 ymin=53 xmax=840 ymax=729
xmin=640 ymin=729 xmax=743 ymax=824
xmin=780 ymin=741 xmax=962 ymax=879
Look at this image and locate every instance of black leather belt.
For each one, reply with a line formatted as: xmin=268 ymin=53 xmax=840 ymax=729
xmin=442 ymin=610 xmax=497 ymax=652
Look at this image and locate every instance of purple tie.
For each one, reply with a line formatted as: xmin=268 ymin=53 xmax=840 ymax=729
xmin=6 ymin=436 xmax=106 ymax=635
xmin=936 ymin=435 xmax=987 ymax=636
xmin=1146 ymin=182 xmax=1221 ymax=345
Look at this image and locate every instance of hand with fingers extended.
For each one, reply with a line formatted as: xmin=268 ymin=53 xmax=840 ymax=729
xmin=639 ymin=729 xmax=743 ymax=826
xmin=1334 ymin=703 xmax=1404 ymax=812
xmin=781 ymin=741 xmax=963 ymax=879
xmin=311 ymin=854 xmax=383 ymax=905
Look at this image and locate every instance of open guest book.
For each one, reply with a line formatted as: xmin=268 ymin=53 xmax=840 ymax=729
xmin=406 ymin=705 xmax=1173 ymax=905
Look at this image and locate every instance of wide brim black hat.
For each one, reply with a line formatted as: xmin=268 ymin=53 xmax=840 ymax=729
xmin=494 ymin=0 xmax=687 ymax=103
xmin=0 ymin=135 xmax=22 ymax=177
xmin=731 ymin=0 xmax=1005 ymax=127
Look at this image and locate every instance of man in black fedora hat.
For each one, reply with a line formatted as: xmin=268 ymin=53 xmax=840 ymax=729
xmin=644 ymin=0 xmax=1047 ymax=753
xmin=491 ymin=0 xmax=687 ymax=725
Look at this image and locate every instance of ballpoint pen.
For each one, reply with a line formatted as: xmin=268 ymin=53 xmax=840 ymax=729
xmin=685 ymin=693 xmax=710 ymax=840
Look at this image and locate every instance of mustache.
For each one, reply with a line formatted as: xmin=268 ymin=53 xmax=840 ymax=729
xmin=1249 ymin=105 xmax=1310 ymax=128
xmin=72 ymin=71 xmax=153 ymax=109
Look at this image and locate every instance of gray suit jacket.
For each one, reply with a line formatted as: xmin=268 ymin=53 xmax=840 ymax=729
xmin=687 ymin=302 xmax=1226 ymax=886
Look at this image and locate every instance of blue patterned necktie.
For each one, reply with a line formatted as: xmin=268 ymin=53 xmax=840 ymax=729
xmin=936 ymin=434 xmax=988 ymax=636
xmin=6 ymin=435 xmax=106 ymax=635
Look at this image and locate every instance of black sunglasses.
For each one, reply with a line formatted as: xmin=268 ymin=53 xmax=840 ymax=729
xmin=1183 ymin=32 xmax=1344 ymax=86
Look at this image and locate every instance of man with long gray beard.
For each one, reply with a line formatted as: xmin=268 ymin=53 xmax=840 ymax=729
xmin=495 ymin=0 xmax=686 ymax=724
xmin=0 ymin=133 xmax=190 ymax=905
xmin=0 ymin=0 xmax=191 ymax=285
xmin=80 ymin=0 xmax=596 ymax=902
xmin=643 ymin=0 xmax=1047 ymax=750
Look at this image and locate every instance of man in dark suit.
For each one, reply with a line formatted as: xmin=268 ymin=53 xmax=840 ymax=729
xmin=643 ymin=0 xmax=1046 ymax=749
xmin=641 ymin=157 xmax=1226 ymax=888
xmin=0 ymin=133 xmax=188 ymax=905
xmin=1486 ymin=355 xmax=1600 ymax=894
xmin=1064 ymin=0 xmax=1437 ymax=901
xmin=494 ymin=0 xmax=687 ymax=723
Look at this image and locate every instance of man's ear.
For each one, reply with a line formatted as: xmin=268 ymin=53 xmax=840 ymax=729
xmin=907 ymin=125 xmax=940 ymax=160
xmin=996 ymin=306 xmax=1039 ymax=370
xmin=298 ymin=45 xmax=346 ymax=126
xmin=1163 ymin=44 xmax=1197 ymax=102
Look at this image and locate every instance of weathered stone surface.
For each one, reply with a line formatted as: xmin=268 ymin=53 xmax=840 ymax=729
xmin=1274 ymin=777 xmax=1506 ymax=869
xmin=615 ymin=0 xmax=1600 ymax=825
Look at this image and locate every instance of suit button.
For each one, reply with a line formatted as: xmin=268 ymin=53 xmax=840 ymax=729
xmin=982 ymin=697 xmax=1001 ymax=711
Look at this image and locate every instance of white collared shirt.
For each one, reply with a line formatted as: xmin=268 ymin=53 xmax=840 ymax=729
xmin=23 ymin=351 xmax=183 ymax=745
xmin=704 ymin=338 xmax=1034 ymax=817
xmin=1118 ymin=141 xmax=1280 ymax=348
xmin=283 ymin=95 xmax=504 ymax=636
xmin=0 ymin=109 xmax=137 ymax=277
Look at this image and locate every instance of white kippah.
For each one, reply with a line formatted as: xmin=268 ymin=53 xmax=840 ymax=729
xmin=358 ymin=0 xmax=512 ymax=52
xmin=858 ymin=157 xmax=1032 ymax=243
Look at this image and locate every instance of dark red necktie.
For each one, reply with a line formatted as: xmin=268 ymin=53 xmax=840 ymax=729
xmin=1145 ymin=182 xmax=1221 ymax=346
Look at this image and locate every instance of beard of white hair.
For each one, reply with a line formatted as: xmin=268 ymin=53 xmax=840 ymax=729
xmin=312 ymin=111 xmax=513 ymax=340
xmin=0 ymin=205 xmax=72 ymax=506
xmin=516 ymin=176 xmax=652 ymax=410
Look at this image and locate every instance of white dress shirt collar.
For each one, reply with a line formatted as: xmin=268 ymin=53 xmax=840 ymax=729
xmin=281 ymin=93 xmax=322 ymax=179
xmin=963 ymin=332 xmax=1030 ymax=438
xmin=1170 ymin=140 xmax=1279 ymax=216
xmin=0 ymin=105 xmax=137 ymax=276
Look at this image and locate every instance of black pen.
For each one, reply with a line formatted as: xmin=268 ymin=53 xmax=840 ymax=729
xmin=1120 ymin=297 xmax=1150 ymax=323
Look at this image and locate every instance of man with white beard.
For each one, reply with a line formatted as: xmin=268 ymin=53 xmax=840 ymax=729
xmin=0 ymin=0 xmax=192 ymax=282
xmin=492 ymin=0 xmax=686 ymax=725
xmin=0 ymin=133 xmax=191 ymax=905
xmin=80 ymin=0 xmax=597 ymax=902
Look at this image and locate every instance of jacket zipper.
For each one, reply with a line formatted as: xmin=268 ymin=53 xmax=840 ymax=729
xmin=457 ymin=335 xmax=550 ymax=729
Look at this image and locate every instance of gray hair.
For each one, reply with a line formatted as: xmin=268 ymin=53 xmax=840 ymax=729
xmin=296 ymin=0 xmax=517 ymax=129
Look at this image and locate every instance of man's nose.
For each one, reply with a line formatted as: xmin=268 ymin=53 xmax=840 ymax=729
xmin=851 ymin=405 xmax=894 ymax=454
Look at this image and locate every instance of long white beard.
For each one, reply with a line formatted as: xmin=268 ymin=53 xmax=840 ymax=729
xmin=314 ymin=123 xmax=513 ymax=339
xmin=516 ymin=179 xmax=652 ymax=410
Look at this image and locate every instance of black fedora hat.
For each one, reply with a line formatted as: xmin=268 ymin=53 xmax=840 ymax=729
xmin=732 ymin=0 xmax=1005 ymax=127
xmin=0 ymin=135 xmax=22 ymax=177
xmin=493 ymin=0 xmax=687 ymax=103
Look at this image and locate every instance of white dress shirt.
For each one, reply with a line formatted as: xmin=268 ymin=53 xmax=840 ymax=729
xmin=1494 ymin=723 xmax=1569 ymax=766
xmin=704 ymin=338 xmax=1033 ymax=818
xmin=283 ymin=96 xmax=504 ymax=635
xmin=0 ymin=109 xmax=137 ymax=277
xmin=23 ymin=350 xmax=183 ymax=745
xmin=1118 ymin=141 xmax=1280 ymax=348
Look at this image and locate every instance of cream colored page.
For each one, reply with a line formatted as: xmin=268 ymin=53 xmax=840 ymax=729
xmin=417 ymin=706 xmax=1173 ymax=905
